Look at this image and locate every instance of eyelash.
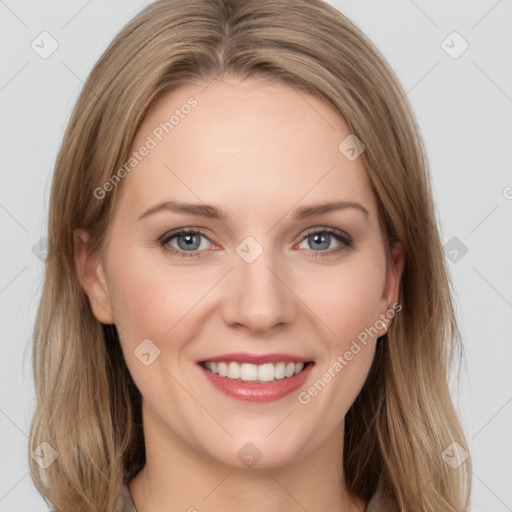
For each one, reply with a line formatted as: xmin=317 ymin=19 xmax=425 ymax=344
xmin=159 ymin=227 xmax=353 ymax=259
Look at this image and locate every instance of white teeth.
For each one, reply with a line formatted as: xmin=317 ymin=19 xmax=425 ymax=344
xmin=274 ymin=362 xmax=286 ymax=379
xmin=257 ymin=363 xmax=275 ymax=382
xmin=203 ymin=361 xmax=307 ymax=382
xmin=218 ymin=362 xmax=228 ymax=377
xmin=240 ymin=363 xmax=258 ymax=382
xmin=227 ymin=362 xmax=240 ymax=379
xmin=285 ymin=362 xmax=295 ymax=378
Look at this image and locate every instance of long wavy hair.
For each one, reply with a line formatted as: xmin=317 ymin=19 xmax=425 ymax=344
xmin=28 ymin=0 xmax=472 ymax=510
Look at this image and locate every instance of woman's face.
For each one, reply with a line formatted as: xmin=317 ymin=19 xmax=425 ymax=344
xmin=75 ymin=77 xmax=403 ymax=469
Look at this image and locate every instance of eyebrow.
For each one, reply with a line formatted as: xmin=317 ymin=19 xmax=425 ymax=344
xmin=137 ymin=200 xmax=370 ymax=222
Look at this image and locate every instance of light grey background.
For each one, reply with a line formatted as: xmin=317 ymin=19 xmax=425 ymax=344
xmin=1 ymin=0 xmax=511 ymax=510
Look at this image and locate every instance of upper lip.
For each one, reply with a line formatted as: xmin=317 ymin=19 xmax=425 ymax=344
xmin=198 ymin=352 xmax=313 ymax=365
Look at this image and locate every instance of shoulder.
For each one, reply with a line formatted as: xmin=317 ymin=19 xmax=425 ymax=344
xmin=365 ymin=477 xmax=399 ymax=512
xmin=116 ymin=484 xmax=137 ymax=512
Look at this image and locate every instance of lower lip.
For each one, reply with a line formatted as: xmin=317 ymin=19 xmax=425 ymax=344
xmin=199 ymin=363 xmax=314 ymax=403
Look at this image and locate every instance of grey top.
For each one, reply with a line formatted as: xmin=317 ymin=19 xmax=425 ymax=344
xmin=116 ymin=484 xmax=137 ymax=512
xmin=116 ymin=477 xmax=394 ymax=511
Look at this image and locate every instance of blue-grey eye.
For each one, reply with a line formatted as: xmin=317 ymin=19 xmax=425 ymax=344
xmin=165 ymin=231 xmax=211 ymax=252
xmin=177 ymin=233 xmax=201 ymax=250
xmin=298 ymin=230 xmax=351 ymax=251
xmin=309 ymin=232 xmax=330 ymax=250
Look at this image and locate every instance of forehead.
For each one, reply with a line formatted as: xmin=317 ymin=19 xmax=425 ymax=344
xmin=113 ymin=77 xmax=377 ymax=223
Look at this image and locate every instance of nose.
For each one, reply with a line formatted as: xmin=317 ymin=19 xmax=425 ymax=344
xmin=221 ymin=246 xmax=297 ymax=334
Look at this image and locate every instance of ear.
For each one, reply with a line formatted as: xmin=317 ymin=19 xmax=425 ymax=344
xmin=73 ymin=228 xmax=115 ymax=324
xmin=378 ymin=241 xmax=405 ymax=332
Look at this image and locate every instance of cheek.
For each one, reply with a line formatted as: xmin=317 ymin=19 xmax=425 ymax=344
xmin=302 ymin=254 xmax=386 ymax=347
xmin=106 ymin=253 xmax=212 ymax=398
xmin=297 ymin=254 xmax=385 ymax=412
xmin=297 ymin=264 xmax=383 ymax=418
xmin=107 ymin=248 xmax=222 ymax=344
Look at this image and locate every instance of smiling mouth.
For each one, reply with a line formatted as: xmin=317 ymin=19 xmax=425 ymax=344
xmin=199 ymin=361 xmax=313 ymax=383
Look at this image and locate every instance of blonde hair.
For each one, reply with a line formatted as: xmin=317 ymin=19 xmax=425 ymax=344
xmin=29 ymin=0 xmax=472 ymax=510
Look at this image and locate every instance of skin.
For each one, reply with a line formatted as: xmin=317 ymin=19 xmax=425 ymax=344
xmin=74 ymin=77 xmax=404 ymax=512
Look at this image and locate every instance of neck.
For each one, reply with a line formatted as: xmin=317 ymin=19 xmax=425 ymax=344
xmin=129 ymin=402 xmax=366 ymax=512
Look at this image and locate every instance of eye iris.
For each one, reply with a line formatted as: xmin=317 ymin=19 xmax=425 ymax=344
xmin=177 ymin=233 xmax=201 ymax=251
xmin=309 ymin=232 xmax=330 ymax=250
